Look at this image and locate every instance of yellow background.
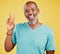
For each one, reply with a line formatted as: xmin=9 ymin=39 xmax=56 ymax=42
xmin=0 ymin=0 xmax=60 ymax=54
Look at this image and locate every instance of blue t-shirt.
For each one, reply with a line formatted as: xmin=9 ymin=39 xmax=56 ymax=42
xmin=12 ymin=22 xmax=56 ymax=54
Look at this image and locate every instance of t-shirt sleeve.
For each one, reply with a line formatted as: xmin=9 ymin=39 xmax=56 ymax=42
xmin=45 ymin=30 xmax=56 ymax=51
xmin=12 ymin=25 xmax=17 ymax=44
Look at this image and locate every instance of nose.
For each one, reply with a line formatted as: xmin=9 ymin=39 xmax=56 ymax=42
xmin=29 ymin=10 xmax=33 ymax=15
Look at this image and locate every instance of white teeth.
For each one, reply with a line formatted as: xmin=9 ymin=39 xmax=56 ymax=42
xmin=29 ymin=15 xmax=34 ymax=19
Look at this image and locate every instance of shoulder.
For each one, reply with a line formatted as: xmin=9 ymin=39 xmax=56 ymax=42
xmin=42 ymin=24 xmax=54 ymax=39
xmin=42 ymin=24 xmax=54 ymax=33
xmin=41 ymin=24 xmax=55 ymax=42
xmin=42 ymin=24 xmax=54 ymax=38
xmin=14 ymin=22 xmax=27 ymax=30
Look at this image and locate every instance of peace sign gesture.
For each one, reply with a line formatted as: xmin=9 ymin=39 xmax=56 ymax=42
xmin=6 ymin=14 xmax=15 ymax=31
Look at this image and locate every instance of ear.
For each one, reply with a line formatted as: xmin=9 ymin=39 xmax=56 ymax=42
xmin=38 ymin=8 xmax=39 ymax=13
xmin=37 ymin=8 xmax=39 ymax=14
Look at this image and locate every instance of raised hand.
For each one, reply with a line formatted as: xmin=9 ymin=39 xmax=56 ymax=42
xmin=6 ymin=14 xmax=15 ymax=31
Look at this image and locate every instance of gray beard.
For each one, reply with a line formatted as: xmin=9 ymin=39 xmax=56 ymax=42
xmin=28 ymin=16 xmax=38 ymax=25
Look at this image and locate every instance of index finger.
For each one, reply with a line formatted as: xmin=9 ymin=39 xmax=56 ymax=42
xmin=9 ymin=14 xmax=12 ymax=19
xmin=9 ymin=14 xmax=15 ymax=21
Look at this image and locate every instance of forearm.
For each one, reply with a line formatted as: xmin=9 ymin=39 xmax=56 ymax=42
xmin=46 ymin=50 xmax=55 ymax=54
xmin=4 ymin=30 xmax=15 ymax=52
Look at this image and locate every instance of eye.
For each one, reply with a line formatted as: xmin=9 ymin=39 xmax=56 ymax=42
xmin=25 ymin=10 xmax=29 ymax=13
xmin=32 ymin=9 xmax=35 ymax=11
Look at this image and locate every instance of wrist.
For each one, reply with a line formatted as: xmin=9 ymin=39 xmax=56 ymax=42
xmin=6 ymin=29 xmax=13 ymax=36
xmin=6 ymin=32 xmax=12 ymax=36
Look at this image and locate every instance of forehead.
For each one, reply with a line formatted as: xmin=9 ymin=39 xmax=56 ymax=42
xmin=24 ymin=3 xmax=38 ymax=10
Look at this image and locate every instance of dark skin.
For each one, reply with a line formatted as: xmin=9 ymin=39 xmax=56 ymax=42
xmin=4 ymin=1 xmax=55 ymax=54
xmin=46 ymin=50 xmax=55 ymax=54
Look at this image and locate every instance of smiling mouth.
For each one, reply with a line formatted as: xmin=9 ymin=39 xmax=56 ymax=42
xmin=28 ymin=15 xmax=34 ymax=20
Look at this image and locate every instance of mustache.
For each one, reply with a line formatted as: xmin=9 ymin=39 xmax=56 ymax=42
xmin=28 ymin=14 xmax=36 ymax=17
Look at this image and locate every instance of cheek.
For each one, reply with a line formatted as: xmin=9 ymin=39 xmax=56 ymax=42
xmin=33 ymin=11 xmax=37 ymax=15
xmin=24 ymin=12 xmax=28 ymax=17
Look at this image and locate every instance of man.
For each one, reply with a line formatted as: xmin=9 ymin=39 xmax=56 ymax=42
xmin=4 ymin=1 xmax=56 ymax=54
